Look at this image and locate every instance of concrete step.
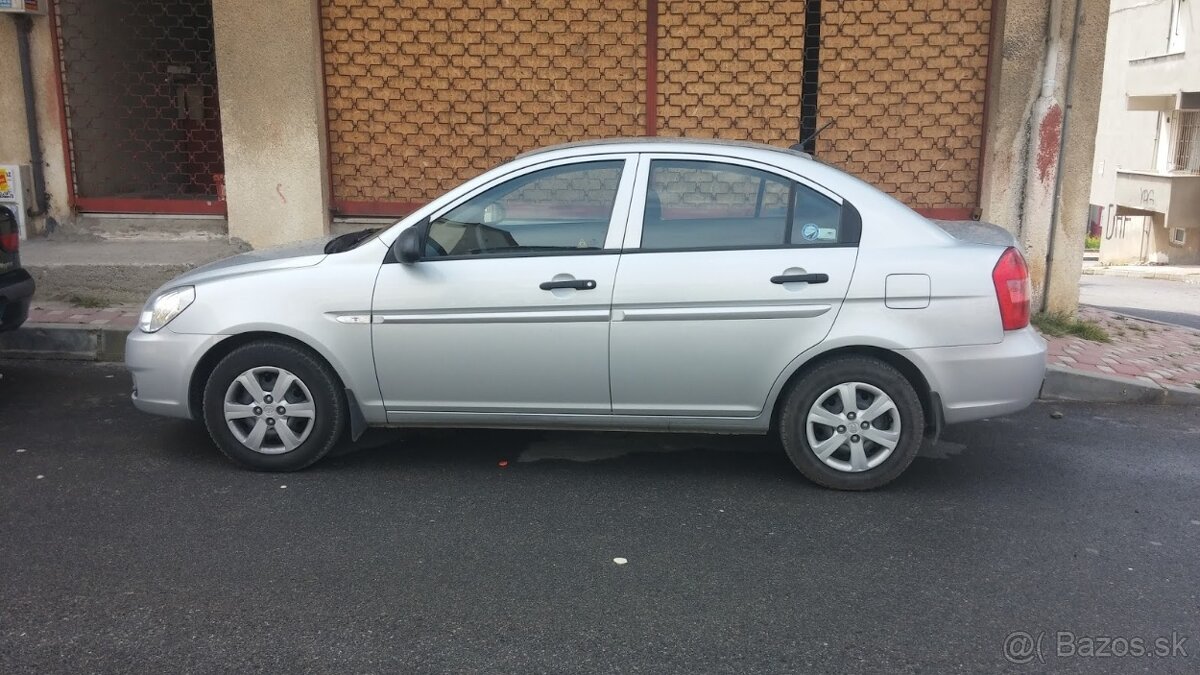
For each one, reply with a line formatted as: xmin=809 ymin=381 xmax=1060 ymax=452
xmin=53 ymin=214 xmax=230 ymax=241
xmin=20 ymin=238 xmax=249 ymax=305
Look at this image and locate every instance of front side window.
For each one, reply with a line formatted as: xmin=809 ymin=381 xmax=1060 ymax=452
xmin=425 ymin=161 xmax=623 ymax=258
xmin=641 ymin=160 xmax=842 ymax=251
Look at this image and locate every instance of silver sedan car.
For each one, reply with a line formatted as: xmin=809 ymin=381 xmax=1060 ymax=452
xmin=126 ymin=139 xmax=1046 ymax=490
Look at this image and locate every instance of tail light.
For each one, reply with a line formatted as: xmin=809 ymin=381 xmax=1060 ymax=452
xmin=992 ymin=246 xmax=1030 ymax=331
xmin=0 ymin=206 xmax=18 ymax=253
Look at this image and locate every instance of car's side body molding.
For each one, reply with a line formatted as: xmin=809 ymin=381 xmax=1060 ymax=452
xmin=612 ymin=304 xmax=831 ymax=322
xmin=374 ymin=307 xmax=610 ymax=324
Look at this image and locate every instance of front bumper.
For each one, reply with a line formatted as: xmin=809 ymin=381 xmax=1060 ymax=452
xmin=126 ymin=328 xmax=228 ymax=419
xmin=0 ymin=269 xmax=35 ymax=332
xmin=903 ymin=327 xmax=1048 ymax=425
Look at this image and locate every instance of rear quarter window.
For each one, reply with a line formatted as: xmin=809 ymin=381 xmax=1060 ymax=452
xmin=641 ymin=159 xmax=843 ymax=250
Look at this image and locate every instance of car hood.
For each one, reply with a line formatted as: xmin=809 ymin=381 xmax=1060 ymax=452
xmin=153 ymin=238 xmax=329 ymax=294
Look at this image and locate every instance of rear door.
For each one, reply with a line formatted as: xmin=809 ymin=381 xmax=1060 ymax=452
xmin=609 ymin=155 xmax=859 ymax=416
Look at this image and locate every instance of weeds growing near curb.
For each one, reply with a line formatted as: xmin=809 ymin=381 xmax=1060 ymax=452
xmin=1032 ymin=312 xmax=1111 ymax=342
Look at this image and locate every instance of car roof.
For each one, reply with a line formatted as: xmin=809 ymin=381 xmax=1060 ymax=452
xmin=515 ymin=137 xmax=814 ymax=162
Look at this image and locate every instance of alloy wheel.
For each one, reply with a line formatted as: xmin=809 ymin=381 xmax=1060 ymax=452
xmin=805 ymin=381 xmax=902 ymax=472
xmin=223 ymin=366 xmax=316 ymax=455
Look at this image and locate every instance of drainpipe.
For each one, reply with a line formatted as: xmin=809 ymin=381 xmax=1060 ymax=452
xmin=12 ymin=14 xmax=48 ymax=217
xmin=1041 ymin=0 xmax=1085 ymax=313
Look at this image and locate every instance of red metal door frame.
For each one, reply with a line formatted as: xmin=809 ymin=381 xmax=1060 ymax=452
xmin=47 ymin=0 xmax=226 ymax=216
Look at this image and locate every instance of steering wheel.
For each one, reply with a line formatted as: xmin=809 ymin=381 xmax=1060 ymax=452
xmin=425 ymin=239 xmax=448 ymax=257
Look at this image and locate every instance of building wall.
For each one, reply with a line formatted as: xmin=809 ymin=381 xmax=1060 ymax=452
xmin=320 ymin=0 xmax=994 ymax=217
xmin=320 ymin=0 xmax=647 ymax=208
xmin=656 ymin=0 xmax=806 ymax=144
xmin=1099 ymin=214 xmax=1152 ymax=264
xmin=818 ymin=0 xmax=992 ymax=214
xmin=1092 ymin=0 xmax=1200 ymax=267
xmin=0 ymin=19 xmax=29 ymax=166
xmin=0 ymin=11 xmax=73 ymax=233
xmin=1104 ymin=212 xmax=1200 ymax=265
xmin=211 ymin=0 xmax=331 ymax=247
xmin=1088 ymin=1 xmax=1158 ymax=211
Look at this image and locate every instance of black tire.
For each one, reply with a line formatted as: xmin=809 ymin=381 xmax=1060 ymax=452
xmin=202 ymin=340 xmax=346 ymax=471
xmin=778 ymin=356 xmax=924 ymax=490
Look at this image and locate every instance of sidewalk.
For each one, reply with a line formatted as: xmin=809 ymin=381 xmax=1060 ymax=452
xmin=1041 ymin=306 xmax=1200 ymax=404
xmin=1081 ymin=263 xmax=1200 ymax=284
xmin=0 ymin=303 xmax=138 ymax=362
xmin=26 ymin=303 xmax=140 ymax=331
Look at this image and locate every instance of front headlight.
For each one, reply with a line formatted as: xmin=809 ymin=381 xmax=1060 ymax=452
xmin=139 ymin=286 xmax=196 ymax=333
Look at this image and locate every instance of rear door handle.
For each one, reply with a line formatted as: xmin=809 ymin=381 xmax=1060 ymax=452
xmin=540 ymin=279 xmax=597 ymax=291
xmin=771 ymin=273 xmax=829 ymax=284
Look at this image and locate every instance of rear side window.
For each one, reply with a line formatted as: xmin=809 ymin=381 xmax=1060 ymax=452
xmin=641 ymin=160 xmax=843 ymax=250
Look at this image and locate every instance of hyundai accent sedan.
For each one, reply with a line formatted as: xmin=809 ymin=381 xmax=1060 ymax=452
xmin=126 ymin=138 xmax=1046 ymax=490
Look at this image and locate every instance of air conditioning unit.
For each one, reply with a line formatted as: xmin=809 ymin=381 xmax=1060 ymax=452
xmin=0 ymin=165 xmax=34 ymax=239
xmin=0 ymin=1 xmax=48 ymax=14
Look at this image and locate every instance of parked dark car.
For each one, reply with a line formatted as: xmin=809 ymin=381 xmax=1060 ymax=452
xmin=0 ymin=205 xmax=35 ymax=332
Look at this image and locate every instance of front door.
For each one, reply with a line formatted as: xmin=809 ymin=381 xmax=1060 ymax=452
xmin=372 ymin=156 xmax=636 ymax=416
xmin=609 ymin=156 xmax=859 ymax=417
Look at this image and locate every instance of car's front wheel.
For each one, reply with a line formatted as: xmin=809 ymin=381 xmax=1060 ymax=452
xmin=778 ymin=356 xmax=925 ymax=490
xmin=203 ymin=340 xmax=346 ymax=471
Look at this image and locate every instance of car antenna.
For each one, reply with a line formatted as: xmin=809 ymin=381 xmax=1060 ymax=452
xmin=790 ymin=119 xmax=835 ymax=153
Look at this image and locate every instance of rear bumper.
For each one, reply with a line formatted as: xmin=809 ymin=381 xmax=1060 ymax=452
xmin=126 ymin=328 xmax=227 ymax=419
xmin=0 ymin=269 xmax=35 ymax=332
xmin=903 ymin=327 xmax=1047 ymax=425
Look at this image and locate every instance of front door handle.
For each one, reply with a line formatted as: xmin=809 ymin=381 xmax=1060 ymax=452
xmin=540 ymin=279 xmax=597 ymax=291
xmin=771 ymin=273 xmax=829 ymax=284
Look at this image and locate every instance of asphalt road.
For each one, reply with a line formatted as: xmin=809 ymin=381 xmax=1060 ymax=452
xmin=2 ymin=360 xmax=1198 ymax=674
xmin=1080 ymin=275 xmax=1200 ymax=329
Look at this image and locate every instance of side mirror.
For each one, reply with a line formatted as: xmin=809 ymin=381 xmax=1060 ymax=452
xmin=392 ymin=225 xmax=423 ymax=264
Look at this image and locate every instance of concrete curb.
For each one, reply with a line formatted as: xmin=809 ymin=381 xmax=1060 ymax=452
xmin=1040 ymin=364 xmax=1198 ymax=405
xmin=0 ymin=323 xmax=128 ymax=363
xmin=1081 ymin=267 xmax=1200 ymax=284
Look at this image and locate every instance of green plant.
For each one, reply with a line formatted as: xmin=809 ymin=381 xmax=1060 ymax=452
xmin=1084 ymin=235 xmax=1101 ymax=250
xmin=62 ymin=294 xmax=110 ymax=309
xmin=1031 ymin=312 xmax=1111 ymax=342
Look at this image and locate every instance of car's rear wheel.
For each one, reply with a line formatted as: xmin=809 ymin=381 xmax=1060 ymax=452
xmin=202 ymin=340 xmax=346 ymax=471
xmin=778 ymin=356 xmax=924 ymax=490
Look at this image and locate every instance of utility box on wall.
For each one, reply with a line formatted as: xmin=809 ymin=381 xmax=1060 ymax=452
xmin=0 ymin=165 xmax=34 ymax=239
xmin=0 ymin=1 xmax=48 ymax=14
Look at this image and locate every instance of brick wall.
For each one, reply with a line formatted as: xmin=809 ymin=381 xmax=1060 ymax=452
xmin=321 ymin=0 xmax=645 ymax=206
xmin=656 ymin=0 xmax=807 ymax=145
xmin=321 ymin=0 xmax=993 ymax=215
xmin=817 ymin=0 xmax=992 ymax=212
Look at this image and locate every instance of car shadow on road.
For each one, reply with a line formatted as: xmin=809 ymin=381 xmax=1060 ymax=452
xmin=300 ymin=426 xmax=985 ymax=494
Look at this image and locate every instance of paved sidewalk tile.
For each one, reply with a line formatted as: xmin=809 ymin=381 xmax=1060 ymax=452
xmin=27 ymin=303 xmax=139 ymax=332
xmin=1041 ymin=307 xmax=1200 ymax=392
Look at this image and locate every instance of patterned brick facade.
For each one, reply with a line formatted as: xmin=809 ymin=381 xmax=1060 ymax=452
xmin=321 ymin=0 xmax=992 ymax=215
xmin=817 ymin=0 xmax=992 ymax=212
xmin=656 ymin=0 xmax=807 ymax=145
xmin=321 ymin=0 xmax=646 ymax=206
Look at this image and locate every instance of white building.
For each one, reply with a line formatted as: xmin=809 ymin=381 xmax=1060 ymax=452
xmin=1092 ymin=0 xmax=1200 ymax=265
